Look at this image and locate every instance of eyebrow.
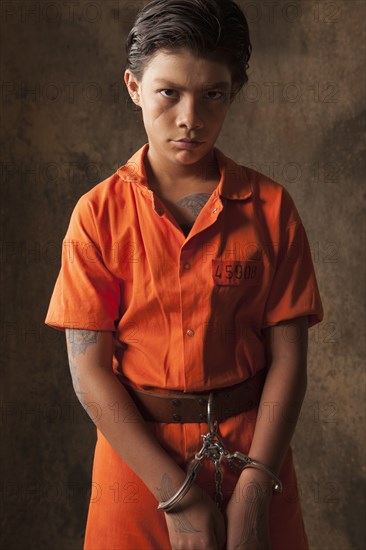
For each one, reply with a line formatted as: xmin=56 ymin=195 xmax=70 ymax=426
xmin=153 ymin=79 xmax=231 ymax=91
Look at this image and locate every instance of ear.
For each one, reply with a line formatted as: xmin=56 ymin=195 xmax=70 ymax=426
xmin=124 ymin=69 xmax=141 ymax=107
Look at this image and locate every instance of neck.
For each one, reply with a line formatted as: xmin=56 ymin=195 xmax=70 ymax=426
xmin=144 ymin=143 xmax=220 ymax=193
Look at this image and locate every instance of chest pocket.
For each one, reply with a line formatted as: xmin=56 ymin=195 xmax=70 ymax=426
xmin=212 ymin=259 xmax=264 ymax=287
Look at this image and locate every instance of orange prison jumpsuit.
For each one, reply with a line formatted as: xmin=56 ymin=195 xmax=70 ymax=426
xmin=45 ymin=143 xmax=324 ymax=550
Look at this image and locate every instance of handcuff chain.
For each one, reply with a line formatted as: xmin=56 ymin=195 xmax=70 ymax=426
xmin=194 ymin=392 xmax=231 ymax=508
xmin=213 ymin=455 xmax=224 ymax=508
xmin=159 ymin=391 xmax=282 ymax=514
xmin=194 ymin=423 xmax=228 ymax=509
xmin=194 ymin=392 xmax=282 ymax=507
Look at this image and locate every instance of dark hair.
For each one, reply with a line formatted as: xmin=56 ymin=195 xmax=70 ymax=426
xmin=125 ymin=0 xmax=252 ymax=97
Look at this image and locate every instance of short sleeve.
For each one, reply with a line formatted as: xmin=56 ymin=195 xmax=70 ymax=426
xmin=262 ymin=214 xmax=324 ymax=330
xmin=44 ymin=196 xmax=121 ymax=332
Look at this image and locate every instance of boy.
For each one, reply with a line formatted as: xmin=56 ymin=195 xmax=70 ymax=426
xmin=45 ymin=1 xmax=324 ymax=548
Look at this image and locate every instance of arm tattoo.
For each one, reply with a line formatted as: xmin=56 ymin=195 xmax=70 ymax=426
xmin=157 ymin=474 xmax=201 ymax=534
xmin=237 ymin=479 xmax=267 ymax=547
xmin=176 ymin=192 xmax=211 ymax=218
xmin=65 ymin=329 xmax=101 ymax=409
xmin=67 ymin=329 xmax=100 ymax=358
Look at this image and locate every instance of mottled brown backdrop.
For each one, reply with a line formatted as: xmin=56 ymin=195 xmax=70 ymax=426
xmin=1 ymin=1 xmax=365 ymax=549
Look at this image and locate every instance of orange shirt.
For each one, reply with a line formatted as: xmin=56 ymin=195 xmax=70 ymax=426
xmin=45 ymin=142 xmax=324 ymax=393
xmin=45 ymin=142 xmax=324 ymax=549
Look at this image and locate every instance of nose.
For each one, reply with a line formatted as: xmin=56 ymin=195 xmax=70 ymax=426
xmin=176 ymin=96 xmax=204 ymax=131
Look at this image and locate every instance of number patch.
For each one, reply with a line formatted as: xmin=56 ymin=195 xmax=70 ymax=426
xmin=212 ymin=259 xmax=263 ymax=286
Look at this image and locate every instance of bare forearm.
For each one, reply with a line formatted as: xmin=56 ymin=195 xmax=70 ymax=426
xmin=247 ymin=357 xmax=307 ymax=475
xmin=226 ymin=319 xmax=309 ymax=547
xmin=65 ymin=329 xmax=187 ymax=502
xmin=74 ymin=365 xmax=188 ymax=500
xmin=80 ymin=374 xmax=183 ymax=496
xmin=229 ymin=357 xmax=307 ymax=534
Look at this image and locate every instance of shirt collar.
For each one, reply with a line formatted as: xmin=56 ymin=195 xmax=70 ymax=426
xmin=118 ymin=142 xmax=253 ymax=201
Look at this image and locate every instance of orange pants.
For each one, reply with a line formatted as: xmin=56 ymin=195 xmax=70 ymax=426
xmin=84 ymin=409 xmax=309 ymax=550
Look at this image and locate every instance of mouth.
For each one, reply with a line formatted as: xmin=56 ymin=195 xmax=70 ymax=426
xmin=175 ymin=138 xmax=203 ymax=143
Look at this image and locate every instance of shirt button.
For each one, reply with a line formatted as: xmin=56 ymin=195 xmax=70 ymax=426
xmin=212 ymin=207 xmax=218 ymax=213
xmin=186 ymin=329 xmax=195 ymax=337
xmin=184 ymin=262 xmax=191 ymax=270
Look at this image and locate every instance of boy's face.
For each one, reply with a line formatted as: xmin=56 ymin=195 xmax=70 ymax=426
xmin=124 ymin=48 xmax=234 ymax=171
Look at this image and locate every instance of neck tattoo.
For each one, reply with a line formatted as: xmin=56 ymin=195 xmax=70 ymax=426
xmin=176 ymin=192 xmax=212 ymax=219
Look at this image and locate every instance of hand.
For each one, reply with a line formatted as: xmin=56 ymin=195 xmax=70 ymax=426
xmin=164 ymin=482 xmax=226 ymax=550
xmin=225 ymin=469 xmax=272 ymax=550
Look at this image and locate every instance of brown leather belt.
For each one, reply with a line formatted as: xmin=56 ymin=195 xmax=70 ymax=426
xmin=124 ymin=368 xmax=267 ymax=423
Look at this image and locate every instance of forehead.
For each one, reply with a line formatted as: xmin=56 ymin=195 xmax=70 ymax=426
xmin=141 ymin=48 xmax=232 ymax=89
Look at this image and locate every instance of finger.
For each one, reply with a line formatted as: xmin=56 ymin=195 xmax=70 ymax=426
xmin=213 ymin=516 xmax=226 ymax=550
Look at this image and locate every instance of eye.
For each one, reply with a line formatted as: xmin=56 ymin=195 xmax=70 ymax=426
xmin=206 ymin=91 xmax=224 ymax=100
xmin=160 ymin=89 xmax=177 ymax=98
